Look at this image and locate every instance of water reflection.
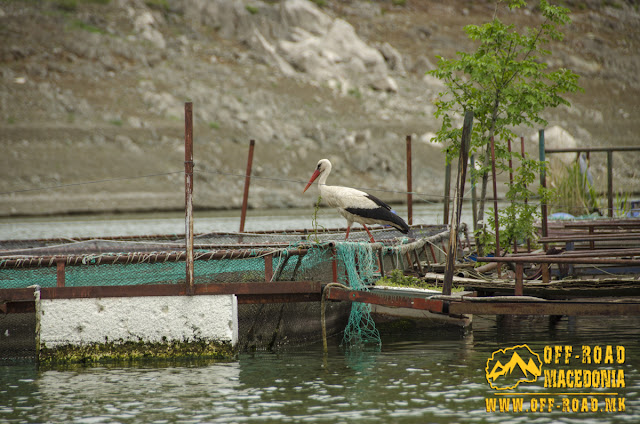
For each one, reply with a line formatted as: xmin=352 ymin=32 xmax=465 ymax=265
xmin=36 ymin=362 xmax=241 ymax=423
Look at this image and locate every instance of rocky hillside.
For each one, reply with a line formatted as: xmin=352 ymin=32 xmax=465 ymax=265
xmin=1 ymin=0 xmax=639 ymax=216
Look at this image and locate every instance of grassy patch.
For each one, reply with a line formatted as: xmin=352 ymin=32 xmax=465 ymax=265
xmin=376 ymin=269 xmax=464 ymax=292
xmin=145 ymin=0 xmax=169 ymax=12
xmin=347 ymin=87 xmax=361 ymax=99
xmin=68 ymin=19 xmax=106 ymax=34
xmin=549 ymin=161 xmax=599 ymax=217
xmin=51 ymin=0 xmax=110 ymax=12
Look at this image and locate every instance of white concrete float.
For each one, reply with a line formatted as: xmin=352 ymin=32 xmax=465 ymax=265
xmin=38 ymin=295 xmax=238 ymax=348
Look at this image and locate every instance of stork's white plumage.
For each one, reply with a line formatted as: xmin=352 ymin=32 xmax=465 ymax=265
xmin=303 ymin=159 xmax=410 ymax=243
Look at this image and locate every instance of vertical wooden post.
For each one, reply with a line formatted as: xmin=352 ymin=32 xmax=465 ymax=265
xmin=406 ymin=135 xmax=413 ymax=226
xmin=541 ymin=263 xmax=550 ymax=284
xmin=184 ymin=102 xmax=195 ymax=294
xmin=607 ymin=150 xmax=614 ymax=217
xmin=239 ymin=139 xmax=255 ymax=232
xmin=470 ymin=154 xmax=478 ymax=233
xmin=515 ymin=263 xmax=524 ymax=296
xmin=539 ymin=129 xmax=548 ymax=241
xmin=443 ymin=162 xmax=451 ymax=225
xmin=443 ymin=110 xmax=473 ymax=295
xmin=490 ymin=136 xmax=500 ymax=271
xmin=507 ymin=139 xmax=514 ymax=186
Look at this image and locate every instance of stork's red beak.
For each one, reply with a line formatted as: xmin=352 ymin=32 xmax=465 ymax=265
xmin=303 ymin=169 xmax=320 ymax=193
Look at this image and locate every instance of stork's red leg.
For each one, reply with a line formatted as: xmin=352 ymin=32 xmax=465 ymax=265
xmin=345 ymin=225 xmax=351 ymax=240
xmin=363 ymin=225 xmax=376 ymax=243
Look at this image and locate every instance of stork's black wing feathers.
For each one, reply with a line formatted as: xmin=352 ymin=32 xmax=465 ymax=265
xmin=344 ymin=194 xmax=410 ymax=234
xmin=364 ymin=194 xmax=392 ymax=211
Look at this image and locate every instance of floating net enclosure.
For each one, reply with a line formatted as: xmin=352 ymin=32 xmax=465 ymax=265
xmin=0 ymin=225 xmax=453 ymax=357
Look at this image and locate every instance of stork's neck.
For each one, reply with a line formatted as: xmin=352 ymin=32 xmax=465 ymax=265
xmin=317 ymin=165 xmax=331 ymax=188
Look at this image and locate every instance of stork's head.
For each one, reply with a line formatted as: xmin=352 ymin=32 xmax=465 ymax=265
xmin=303 ymin=159 xmax=332 ymax=193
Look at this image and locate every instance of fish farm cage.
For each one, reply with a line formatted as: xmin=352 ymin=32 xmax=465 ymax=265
xmin=0 ymin=224 xmax=457 ymax=360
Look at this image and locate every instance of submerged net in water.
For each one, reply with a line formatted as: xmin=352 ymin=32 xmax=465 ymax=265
xmin=335 ymin=242 xmax=381 ymax=348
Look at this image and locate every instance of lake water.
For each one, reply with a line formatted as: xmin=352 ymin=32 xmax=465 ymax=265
xmin=1 ymin=315 xmax=638 ymax=423
xmin=0 ymin=203 xmax=469 ymax=240
xmin=1 ymin=209 xmax=638 ymax=423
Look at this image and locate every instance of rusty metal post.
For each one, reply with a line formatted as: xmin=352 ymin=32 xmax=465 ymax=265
xmin=521 ymin=137 xmax=531 ymax=252
xmin=422 ymin=245 xmax=431 ymax=268
xmin=331 ymin=248 xmax=338 ymax=282
xmin=507 ymin=139 xmax=517 ymax=253
xmin=413 ymin=250 xmax=423 ymax=274
xmin=56 ymin=259 xmax=65 ymax=287
xmin=264 ymin=254 xmax=273 ymax=282
xmin=378 ymin=249 xmax=386 ymax=277
xmin=429 ymin=244 xmax=437 ymax=263
xmin=443 ymin=110 xmax=472 ymax=295
xmin=607 ymin=150 xmax=614 ymax=217
xmin=184 ymin=102 xmax=195 ymax=294
xmin=490 ymin=136 xmax=501 ymax=277
xmin=239 ymin=139 xmax=255 ymax=232
xmin=406 ymin=135 xmax=413 ymax=226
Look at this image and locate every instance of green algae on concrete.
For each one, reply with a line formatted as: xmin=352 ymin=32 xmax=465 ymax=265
xmin=39 ymin=339 xmax=237 ymax=365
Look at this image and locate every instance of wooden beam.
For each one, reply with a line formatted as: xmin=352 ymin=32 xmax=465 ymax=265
xmin=325 ymin=287 xmax=444 ymax=313
xmin=448 ymin=300 xmax=640 ymax=316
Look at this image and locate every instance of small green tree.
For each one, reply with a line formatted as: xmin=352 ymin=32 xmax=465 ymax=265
xmin=429 ymin=0 xmax=582 ymax=254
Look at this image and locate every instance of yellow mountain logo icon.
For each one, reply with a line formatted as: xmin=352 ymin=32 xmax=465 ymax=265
xmin=485 ymin=345 xmax=543 ymax=390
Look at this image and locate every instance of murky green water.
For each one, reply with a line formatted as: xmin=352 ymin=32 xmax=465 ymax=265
xmin=1 ymin=315 xmax=638 ymax=423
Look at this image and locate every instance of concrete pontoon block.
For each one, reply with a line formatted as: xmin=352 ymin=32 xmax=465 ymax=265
xmin=39 ymin=295 xmax=238 ymax=348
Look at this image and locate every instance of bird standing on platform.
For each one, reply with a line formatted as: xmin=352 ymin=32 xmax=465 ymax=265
xmin=303 ymin=159 xmax=410 ymax=243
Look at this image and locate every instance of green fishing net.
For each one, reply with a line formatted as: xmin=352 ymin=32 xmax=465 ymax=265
xmin=335 ymin=242 xmax=382 ymax=348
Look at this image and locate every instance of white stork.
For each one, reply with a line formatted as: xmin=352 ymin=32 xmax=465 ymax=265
xmin=303 ymin=159 xmax=410 ymax=243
